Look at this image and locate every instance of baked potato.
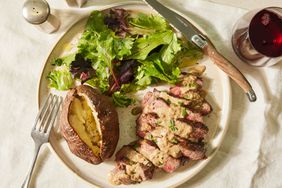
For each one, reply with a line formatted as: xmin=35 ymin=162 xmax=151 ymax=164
xmin=60 ymin=85 xmax=119 ymax=164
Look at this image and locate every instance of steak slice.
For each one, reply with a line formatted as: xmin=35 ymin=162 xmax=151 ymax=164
xmin=109 ymin=146 xmax=154 ymax=185
xmin=170 ymin=87 xmax=205 ymax=101
xmin=189 ymin=122 xmax=209 ymax=141
xmin=181 ymin=74 xmax=203 ymax=88
xmin=136 ymin=114 xmax=193 ymax=139
xmin=132 ymin=139 xmax=181 ymax=173
xmin=153 ymin=89 xmax=191 ymax=106
xmin=143 ymin=97 xmax=204 ymax=123
xmin=136 ymin=113 xmax=158 ymax=138
xmin=142 ymin=127 xmax=182 ymax=158
xmin=140 ymin=124 xmax=207 ymax=159
xmin=199 ymin=101 xmax=212 ymax=115
xmin=153 ymin=89 xmax=212 ymax=115
xmin=179 ymin=141 xmax=206 ymax=160
xmin=141 ymin=91 xmax=154 ymax=108
xmin=109 ymin=167 xmax=135 ymax=185
xmin=137 ymin=111 xmax=208 ymax=141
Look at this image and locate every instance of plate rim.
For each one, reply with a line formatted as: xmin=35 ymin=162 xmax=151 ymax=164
xmin=37 ymin=2 xmax=232 ymax=187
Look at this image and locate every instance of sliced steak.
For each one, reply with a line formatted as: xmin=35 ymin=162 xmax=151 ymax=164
xmin=179 ymin=141 xmax=206 ymax=160
xmin=155 ymin=90 xmax=211 ymax=115
xmin=136 ymin=113 xmax=158 ymax=138
xmin=169 ymin=87 xmax=206 ymax=102
xmin=137 ymin=111 xmax=208 ymax=141
xmin=132 ymin=140 xmax=181 ymax=173
xmin=110 ymin=146 xmax=155 ymax=185
xmin=109 ymin=167 xmax=135 ymax=185
xmin=143 ymin=98 xmax=204 ymax=123
xmin=137 ymin=114 xmax=194 ymax=140
xmin=152 ymin=89 xmax=191 ymax=106
xmin=142 ymin=127 xmax=182 ymax=158
xmin=182 ymin=75 xmax=203 ymax=88
xmin=141 ymin=91 xmax=154 ymax=108
xmin=110 ymin=72 xmax=211 ymax=185
xmin=185 ymin=110 xmax=204 ymax=123
xmin=141 ymin=125 xmax=207 ymax=159
xmin=116 ymin=145 xmax=153 ymax=166
xmin=203 ymin=101 xmax=212 ymax=115
xmin=189 ymin=122 xmax=209 ymax=141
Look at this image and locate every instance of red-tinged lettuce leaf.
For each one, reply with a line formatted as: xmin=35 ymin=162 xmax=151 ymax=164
xmin=104 ymin=9 xmax=129 ymax=38
xmin=70 ymin=54 xmax=95 ymax=83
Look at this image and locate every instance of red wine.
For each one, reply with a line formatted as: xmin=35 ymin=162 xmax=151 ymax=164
xmin=249 ymin=9 xmax=282 ymax=57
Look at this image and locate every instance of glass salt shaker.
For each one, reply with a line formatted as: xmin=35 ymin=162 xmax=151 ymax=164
xmin=65 ymin=0 xmax=87 ymax=8
xmin=22 ymin=0 xmax=60 ymax=34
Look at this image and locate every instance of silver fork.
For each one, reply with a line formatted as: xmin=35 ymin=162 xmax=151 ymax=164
xmin=21 ymin=94 xmax=63 ymax=188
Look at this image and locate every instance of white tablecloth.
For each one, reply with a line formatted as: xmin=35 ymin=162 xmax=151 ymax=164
xmin=1 ymin=0 xmax=281 ymax=187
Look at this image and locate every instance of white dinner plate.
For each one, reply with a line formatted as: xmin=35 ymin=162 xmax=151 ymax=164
xmin=37 ymin=2 xmax=231 ymax=187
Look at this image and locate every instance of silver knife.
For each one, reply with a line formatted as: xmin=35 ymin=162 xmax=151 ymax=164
xmin=143 ymin=0 xmax=257 ymax=102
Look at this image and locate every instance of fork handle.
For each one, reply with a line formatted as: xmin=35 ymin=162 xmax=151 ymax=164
xmin=22 ymin=142 xmax=42 ymax=188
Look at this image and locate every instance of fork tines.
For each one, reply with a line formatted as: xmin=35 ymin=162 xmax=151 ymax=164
xmin=32 ymin=94 xmax=63 ymax=134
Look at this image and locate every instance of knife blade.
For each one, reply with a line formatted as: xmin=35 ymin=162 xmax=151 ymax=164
xmin=143 ymin=0 xmax=257 ymax=102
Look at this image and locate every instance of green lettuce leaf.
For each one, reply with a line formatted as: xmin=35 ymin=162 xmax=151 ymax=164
xmin=135 ymin=67 xmax=153 ymax=86
xmin=86 ymin=11 xmax=108 ymax=32
xmin=47 ymin=70 xmax=73 ymax=90
xmin=129 ymin=30 xmax=174 ymax=60
xmin=160 ymin=33 xmax=182 ymax=64
xmin=112 ymin=91 xmax=134 ymax=107
xmin=52 ymin=53 xmax=76 ymax=68
xmin=78 ymin=13 xmax=134 ymax=93
xmin=176 ymin=42 xmax=204 ymax=67
xmin=129 ymin=13 xmax=169 ymax=35
xmin=113 ymin=37 xmax=134 ymax=60
xmin=135 ymin=54 xmax=180 ymax=87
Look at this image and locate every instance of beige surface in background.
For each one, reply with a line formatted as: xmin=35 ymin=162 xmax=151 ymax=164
xmin=208 ymin=0 xmax=282 ymax=10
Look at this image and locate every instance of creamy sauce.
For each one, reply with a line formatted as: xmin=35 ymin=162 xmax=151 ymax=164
xmin=125 ymin=163 xmax=145 ymax=182
xmin=144 ymin=127 xmax=181 ymax=158
xmin=143 ymin=100 xmax=193 ymax=139
xmin=157 ymin=91 xmax=190 ymax=106
xmin=136 ymin=141 xmax=169 ymax=167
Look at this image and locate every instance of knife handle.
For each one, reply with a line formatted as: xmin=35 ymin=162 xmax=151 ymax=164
xmin=203 ymin=43 xmax=257 ymax=102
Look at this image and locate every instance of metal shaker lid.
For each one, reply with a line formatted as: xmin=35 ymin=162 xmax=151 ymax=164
xmin=22 ymin=0 xmax=50 ymax=24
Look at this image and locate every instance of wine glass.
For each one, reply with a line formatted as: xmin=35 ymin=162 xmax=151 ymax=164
xmin=232 ymin=7 xmax=282 ymax=67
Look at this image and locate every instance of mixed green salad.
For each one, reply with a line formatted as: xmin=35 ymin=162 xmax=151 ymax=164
xmin=47 ymin=9 xmax=203 ymax=107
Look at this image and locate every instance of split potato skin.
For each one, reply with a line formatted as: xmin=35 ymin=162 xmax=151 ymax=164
xmin=60 ymin=85 xmax=119 ymax=164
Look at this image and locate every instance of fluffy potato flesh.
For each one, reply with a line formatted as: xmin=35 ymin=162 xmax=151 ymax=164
xmin=68 ymin=95 xmax=101 ymax=157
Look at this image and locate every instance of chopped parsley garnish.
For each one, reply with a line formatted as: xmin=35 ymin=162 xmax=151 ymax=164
xmin=171 ymin=138 xmax=178 ymax=144
xmin=178 ymin=101 xmax=184 ymax=106
xmin=156 ymin=120 xmax=162 ymax=126
xmin=169 ymin=119 xmax=177 ymax=131
xmin=166 ymin=98 xmax=171 ymax=105
xmin=182 ymin=108 xmax=188 ymax=117
xmin=188 ymin=82 xmax=197 ymax=88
